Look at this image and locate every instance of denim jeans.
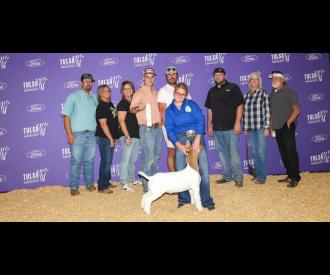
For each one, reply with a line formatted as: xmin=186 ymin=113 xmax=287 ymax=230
xmin=139 ymin=126 xmax=162 ymax=192
xmin=248 ymin=128 xmax=267 ymax=182
xmin=96 ymin=136 xmax=114 ymax=191
xmin=176 ymin=135 xmax=215 ymax=208
xmin=213 ymin=130 xmax=243 ymax=182
xmin=119 ymin=136 xmax=140 ymax=185
xmin=69 ymin=131 xmax=96 ymax=189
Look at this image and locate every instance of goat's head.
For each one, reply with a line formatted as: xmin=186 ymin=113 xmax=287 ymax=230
xmin=185 ymin=140 xmax=202 ymax=172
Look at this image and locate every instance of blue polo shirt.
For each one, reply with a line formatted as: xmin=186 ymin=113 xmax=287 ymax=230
xmin=165 ymin=99 xmax=205 ymax=144
xmin=61 ymin=90 xmax=98 ymax=132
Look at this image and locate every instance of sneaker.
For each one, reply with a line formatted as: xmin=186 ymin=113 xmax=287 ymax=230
xmin=216 ymin=178 xmax=231 ymax=184
xmin=98 ymin=187 xmax=113 ymax=194
xmin=122 ymin=184 xmax=135 ymax=192
xmin=235 ymin=181 xmax=243 ymax=187
xmin=278 ymin=176 xmax=290 ymax=183
xmin=254 ymin=179 xmax=266 ymax=184
xmin=177 ymin=203 xmax=185 ymax=208
xmin=70 ymin=189 xmax=80 ymax=196
xmin=206 ymin=205 xmax=215 ymax=211
xmin=86 ymin=184 xmax=96 ymax=192
xmin=133 ymin=180 xmax=142 ymax=185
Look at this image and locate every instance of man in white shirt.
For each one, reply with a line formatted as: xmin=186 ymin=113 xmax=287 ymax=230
xmin=157 ymin=66 xmax=191 ymax=171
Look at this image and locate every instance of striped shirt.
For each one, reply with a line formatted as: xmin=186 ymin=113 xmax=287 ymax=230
xmin=243 ymin=89 xmax=270 ymax=131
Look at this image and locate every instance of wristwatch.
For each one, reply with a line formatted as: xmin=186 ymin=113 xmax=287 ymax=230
xmin=125 ymin=135 xmax=131 ymax=140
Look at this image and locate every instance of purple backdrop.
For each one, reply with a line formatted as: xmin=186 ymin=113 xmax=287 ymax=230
xmin=0 ymin=53 xmax=329 ymax=192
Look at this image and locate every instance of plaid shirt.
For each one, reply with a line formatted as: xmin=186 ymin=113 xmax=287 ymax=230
xmin=243 ymin=89 xmax=270 ymax=131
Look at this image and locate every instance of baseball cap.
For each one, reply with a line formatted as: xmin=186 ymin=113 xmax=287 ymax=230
xmin=143 ymin=68 xmax=156 ymax=76
xmin=165 ymin=66 xmax=178 ymax=74
xmin=268 ymin=70 xmax=284 ymax=79
xmin=81 ymin=73 xmax=95 ymax=82
xmin=213 ymin=67 xmax=226 ymax=75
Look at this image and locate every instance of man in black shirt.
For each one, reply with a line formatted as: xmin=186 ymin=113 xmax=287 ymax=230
xmin=205 ymin=67 xmax=244 ymax=187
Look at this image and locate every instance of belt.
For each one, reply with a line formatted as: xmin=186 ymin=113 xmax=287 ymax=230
xmin=178 ymin=130 xmax=197 ymax=137
xmin=139 ymin=123 xmax=161 ymax=128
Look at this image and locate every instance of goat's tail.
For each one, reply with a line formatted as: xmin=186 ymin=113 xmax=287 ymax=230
xmin=138 ymin=171 xmax=150 ymax=181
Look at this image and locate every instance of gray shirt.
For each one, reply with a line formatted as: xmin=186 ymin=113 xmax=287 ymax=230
xmin=269 ymin=85 xmax=299 ymax=129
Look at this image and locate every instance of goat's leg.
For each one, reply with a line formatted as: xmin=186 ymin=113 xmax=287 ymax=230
xmin=144 ymin=191 xmax=163 ymax=215
xmin=141 ymin=192 xmax=150 ymax=209
xmin=191 ymin=186 xmax=203 ymax=211
xmin=189 ymin=189 xmax=195 ymax=205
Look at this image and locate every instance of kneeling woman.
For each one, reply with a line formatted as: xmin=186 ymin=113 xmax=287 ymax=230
xmin=165 ymin=83 xmax=215 ymax=210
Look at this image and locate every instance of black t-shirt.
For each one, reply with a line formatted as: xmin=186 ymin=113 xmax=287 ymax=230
xmin=116 ymin=99 xmax=140 ymax=139
xmin=95 ymin=101 xmax=120 ymax=139
xmin=205 ymin=81 xmax=244 ymax=131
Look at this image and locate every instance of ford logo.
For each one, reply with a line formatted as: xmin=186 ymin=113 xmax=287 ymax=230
xmin=208 ymin=77 xmax=215 ymax=85
xmin=0 ymin=175 xmax=6 ymax=183
xmin=308 ymin=93 xmax=324 ymax=102
xmin=312 ymin=134 xmax=328 ymax=143
xmin=26 ymin=150 xmax=47 ymax=159
xmin=305 ymin=53 xmax=322 ymax=61
xmin=100 ymin=58 xmax=119 ymax=66
xmin=172 ymin=56 xmax=190 ymax=64
xmin=241 ymin=55 xmax=258 ymax=63
xmin=64 ymin=80 xmax=81 ymax=89
xmin=211 ymin=162 xmax=223 ymax=170
xmin=0 ymin=82 xmax=7 ymax=91
xmin=25 ymin=59 xmax=45 ymax=67
xmin=284 ymin=74 xmax=291 ymax=81
xmin=26 ymin=104 xmax=46 ymax=113
xmin=0 ymin=128 xmax=8 ymax=137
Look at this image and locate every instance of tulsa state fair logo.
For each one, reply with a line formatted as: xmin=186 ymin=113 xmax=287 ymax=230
xmin=62 ymin=147 xmax=71 ymax=159
xmin=0 ymin=146 xmax=10 ymax=161
xmin=304 ymin=69 xmax=325 ymax=83
xmin=0 ymin=100 xmax=10 ymax=115
xmin=133 ymin=53 xmax=157 ymax=67
xmin=23 ymin=76 xmax=48 ymax=92
xmin=178 ymin=73 xmax=194 ymax=86
xmin=23 ymin=122 xmax=49 ymax=138
xmin=204 ymin=53 xmax=227 ymax=65
xmin=271 ymin=53 xmax=290 ymax=63
xmin=23 ymin=168 xmax=49 ymax=184
xmin=310 ymin=150 xmax=330 ymax=165
xmin=60 ymin=54 xmax=84 ymax=69
xmin=307 ymin=109 xmax=328 ymax=124
xmin=97 ymin=75 xmax=122 ymax=89
xmin=0 ymin=55 xmax=10 ymax=69
xmin=239 ymin=71 xmax=261 ymax=85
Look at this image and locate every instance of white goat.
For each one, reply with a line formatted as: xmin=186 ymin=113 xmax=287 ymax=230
xmin=139 ymin=140 xmax=203 ymax=215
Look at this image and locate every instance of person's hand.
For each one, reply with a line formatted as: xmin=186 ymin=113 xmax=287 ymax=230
xmin=177 ymin=142 xmax=188 ymax=155
xmin=286 ymin=121 xmax=291 ymax=129
xmin=234 ymin=124 xmax=241 ymax=135
xmin=125 ymin=137 xmax=132 ymax=146
xmin=192 ymin=137 xmax=201 ymax=151
xmin=67 ymin=133 xmax=75 ymax=144
xmin=264 ymin=129 xmax=270 ymax=137
xmin=207 ymin=126 xmax=213 ymax=136
xmin=110 ymin=138 xmax=115 ymax=148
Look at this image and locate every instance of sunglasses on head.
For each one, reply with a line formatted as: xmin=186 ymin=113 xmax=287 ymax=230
xmin=166 ymin=67 xmax=177 ymax=72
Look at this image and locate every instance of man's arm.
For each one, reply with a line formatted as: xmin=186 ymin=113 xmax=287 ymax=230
xmin=64 ymin=115 xmax=74 ymax=144
xmin=287 ymin=104 xmax=300 ymax=128
xmin=234 ymin=104 xmax=243 ymax=135
xmin=158 ymin=102 xmax=167 ymax=126
xmin=207 ymin=108 xmax=213 ymax=136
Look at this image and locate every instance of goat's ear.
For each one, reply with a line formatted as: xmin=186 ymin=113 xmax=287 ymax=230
xmin=185 ymin=140 xmax=191 ymax=148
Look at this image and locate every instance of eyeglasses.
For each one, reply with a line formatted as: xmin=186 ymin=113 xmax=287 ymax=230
xmin=175 ymin=91 xmax=186 ymax=97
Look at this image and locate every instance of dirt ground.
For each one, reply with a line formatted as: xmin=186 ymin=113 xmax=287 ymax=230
xmin=0 ymin=172 xmax=329 ymax=222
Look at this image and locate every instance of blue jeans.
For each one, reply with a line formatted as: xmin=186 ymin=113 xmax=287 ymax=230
xmin=96 ymin=136 xmax=114 ymax=190
xmin=69 ymin=131 xmax=96 ymax=189
xmin=119 ymin=136 xmax=140 ymax=184
xmin=139 ymin=126 xmax=162 ymax=192
xmin=214 ymin=130 xmax=243 ymax=182
xmin=248 ymin=128 xmax=267 ymax=182
xmin=176 ymin=135 xmax=215 ymax=208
